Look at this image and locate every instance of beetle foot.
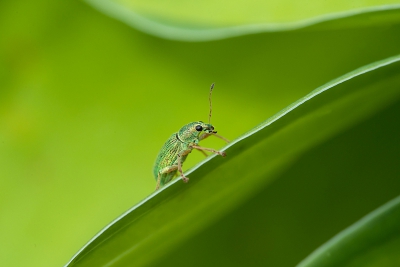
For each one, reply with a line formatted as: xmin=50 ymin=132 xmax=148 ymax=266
xmin=182 ymin=176 xmax=189 ymax=183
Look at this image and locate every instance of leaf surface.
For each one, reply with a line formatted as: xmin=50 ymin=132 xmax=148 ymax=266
xmin=66 ymin=55 xmax=400 ymax=266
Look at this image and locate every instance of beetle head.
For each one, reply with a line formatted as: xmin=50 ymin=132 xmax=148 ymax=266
xmin=178 ymin=121 xmax=216 ymax=142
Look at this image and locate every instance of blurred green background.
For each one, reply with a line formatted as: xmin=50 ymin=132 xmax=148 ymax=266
xmin=1 ymin=0 xmax=400 ymax=266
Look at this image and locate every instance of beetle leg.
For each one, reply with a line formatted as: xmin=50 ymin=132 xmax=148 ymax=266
xmin=199 ymin=132 xmax=230 ymax=143
xmin=155 ymin=173 xmax=161 ymax=190
xmin=155 ymin=165 xmax=178 ymax=190
xmin=191 ymin=145 xmax=226 ymax=157
xmin=213 ymin=133 xmax=230 ymax=143
xmin=199 ymin=133 xmax=211 ymax=141
xmin=198 ymin=149 xmax=208 ymax=157
xmin=177 ymin=151 xmax=190 ymax=183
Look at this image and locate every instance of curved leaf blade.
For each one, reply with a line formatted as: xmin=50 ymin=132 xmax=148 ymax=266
xmin=297 ymin=196 xmax=400 ymax=267
xmin=65 ymin=55 xmax=400 ymax=266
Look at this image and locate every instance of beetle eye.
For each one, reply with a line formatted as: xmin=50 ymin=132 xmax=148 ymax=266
xmin=195 ymin=125 xmax=203 ymax=131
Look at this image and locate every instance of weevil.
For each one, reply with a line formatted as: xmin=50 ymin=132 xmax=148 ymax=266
xmin=153 ymin=83 xmax=229 ymax=190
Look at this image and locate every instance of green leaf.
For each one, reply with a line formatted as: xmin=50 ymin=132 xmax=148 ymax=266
xmin=297 ymin=196 xmax=400 ymax=267
xmin=65 ymin=55 xmax=400 ymax=267
xmin=84 ymin=0 xmax=400 ymax=40
xmin=2 ymin=0 xmax=400 ymax=266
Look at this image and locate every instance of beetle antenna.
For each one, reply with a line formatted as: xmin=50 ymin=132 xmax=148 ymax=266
xmin=209 ymin=83 xmax=214 ymax=124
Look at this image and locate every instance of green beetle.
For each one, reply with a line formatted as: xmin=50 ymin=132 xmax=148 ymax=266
xmin=153 ymin=84 xmax=229 ymax=190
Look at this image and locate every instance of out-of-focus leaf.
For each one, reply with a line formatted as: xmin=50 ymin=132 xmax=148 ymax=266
xmin=297 ymin=196 xmax=400 ymax=267
xmin=84 ymin=0 xmax=400 ymax=40
xmin=65 ymin=55 xmax=400 ymax=267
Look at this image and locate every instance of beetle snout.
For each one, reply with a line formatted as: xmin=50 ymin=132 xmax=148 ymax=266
xmin=206 ymin=125 xmax=217 ymax=134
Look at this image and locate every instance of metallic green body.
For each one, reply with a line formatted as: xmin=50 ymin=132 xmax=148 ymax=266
xmin=153 ymin=121 xmax=215 ymax=187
